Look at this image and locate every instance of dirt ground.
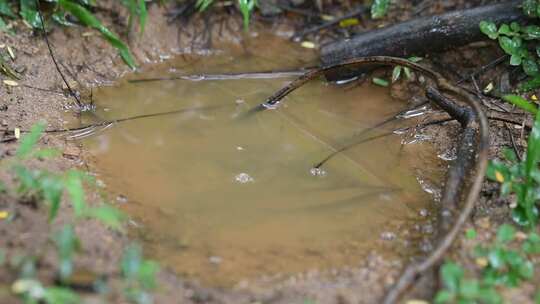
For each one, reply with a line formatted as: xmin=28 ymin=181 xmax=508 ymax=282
xmin=0 ymin=0 xmax=539 ymax=303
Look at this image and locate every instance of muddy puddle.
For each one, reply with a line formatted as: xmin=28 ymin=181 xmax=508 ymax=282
xmin=76 ymin=34 xmax=441 ymax=287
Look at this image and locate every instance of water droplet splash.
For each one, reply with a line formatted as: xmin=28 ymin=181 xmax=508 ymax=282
xmin=234 ymin=173 xmax=254 ymax=184
xmin=309 ymin=167 xmax=327 ymax=177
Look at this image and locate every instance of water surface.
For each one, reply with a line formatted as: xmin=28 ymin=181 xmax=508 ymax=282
xmin=79 ymin=34 xmax=438 ymax=286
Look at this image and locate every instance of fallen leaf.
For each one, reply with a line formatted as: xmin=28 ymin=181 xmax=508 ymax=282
xmin=301 ymin=41 xmax=316 ymax=49
xmin=339 ymin=18 xmax=359 ymax=28
xmin=0 ymin=211 xmax=8 ymax=219
xmin=7 ymin=46 xmax=15 ymax=60
xmin=3 ymin=79 xmax=18 ymax=86
xmin=495 ymin=170 xmax=504 ymax=183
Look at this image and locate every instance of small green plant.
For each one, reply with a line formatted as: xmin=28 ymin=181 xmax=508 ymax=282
xmin=196 ymin=0 xmax=256 ymax=31
xmin=1 ymin=124 xmax=160 ymax=304
xmin=435 ymin=262 xmax=502 ymax=304
xmin=0 ymin=0 xmax=146 ymax=68
xmin=480 ymin=0 xmax=540 ymax=91
xmin=391 ymin=56 xmax=423 ymax=83
xmin=435 ymin=225 xmax=540 ymax=303
xmin=52 ymin=224 xmax=80 ymax=282
xmin=12 ymin=279 xmax=80 ymax=304
xmin=121 ymin=244 xmax=159 ymax=304
xmin=486 ymin=103 xmax=540 ymax=227
xmin=474 ymin=224 xmax=534 ymax=287
xmin=4 ymin=123 xmax=125 ymax=228
xmin=370 ymin=0 xmax=390 ymax=19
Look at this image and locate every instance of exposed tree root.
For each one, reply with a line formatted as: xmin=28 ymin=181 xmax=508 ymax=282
xmin=253 ymin=56 xmax=489 ymax=303
xmin=320 ymin=1 xmax=524 ymax=80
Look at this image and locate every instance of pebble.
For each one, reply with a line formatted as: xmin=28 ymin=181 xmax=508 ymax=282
xmin=62 ymin=145 xmax=80 ymax=159
xmin=380 ymin=231 xmax=396 ymax=241
xmin=209 ymin=256 xmax=222 ymax=265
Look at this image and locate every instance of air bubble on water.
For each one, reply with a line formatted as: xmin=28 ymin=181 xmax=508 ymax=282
xmin=309 ymin=167 xmax=327 ymax=177
xmin=235 ymin=173 xmax=254 ymax=184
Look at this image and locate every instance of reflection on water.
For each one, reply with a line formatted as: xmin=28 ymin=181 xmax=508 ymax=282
xmin=79 ymin=34 xmax=439 ymax=286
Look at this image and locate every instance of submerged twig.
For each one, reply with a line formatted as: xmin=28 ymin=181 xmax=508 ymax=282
xmin=0 ymin=104 xmax=233 ymax=136
xmin=127 ymin=70 xmax=310 ymax=83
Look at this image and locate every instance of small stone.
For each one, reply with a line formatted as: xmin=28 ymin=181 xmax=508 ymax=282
xmin=419 ymin=209 xmax=429 ymax=217
xmin=1 ymin=120 xmax=7 ymax=126
xmin=0 ymin=105 xmax=7 ymax=111
xmin=116 ymin=195 xmax=128 ymax=204
xmin=380 ymin=231 xmax=396 ymax=241
xmin=209 ymin=256 xmax=222 ymax=265
xmin=62 ymin=146 xmax=80 ymax=159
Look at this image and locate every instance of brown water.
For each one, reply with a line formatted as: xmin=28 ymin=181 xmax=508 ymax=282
xmin=79 ymin=34 xmax=438 ymax=287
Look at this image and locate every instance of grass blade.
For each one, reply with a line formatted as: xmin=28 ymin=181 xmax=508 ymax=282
xmin=503 ymin=95 xmax=538 ymax=114
xmin=58 ymin=0 xmax=136 ymax=69
xmin=16 ymin=123 xmax=45 ymax=158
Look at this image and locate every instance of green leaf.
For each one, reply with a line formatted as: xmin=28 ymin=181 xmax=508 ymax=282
xmin=523 ymin=0 xmax=538 ymax=18
xmin=122 ymin=244 xmax=142 ymax=279
xmin=138 ymin=0 xmax=147 ymax=34
xmin=518 ymin=75 xmax=540 ymax=92
xmin=465 ymin=228 xmax=477 ymax=240
xmin=480 ymin=21 xmax=498 ymax=39
xmin=499 ymin=36 xmax=521 ymax=56
xmin=43 ymin=287 xmax=80 ymax=304
xmin=496 ymin=224 xmax=515 ymax=243
xmin=510 ymin=22 xmax=521 ymax=32
xmin=522 ymin=57 xmax=539 ymax=76
xmin=138 ymin=260 xmax=159 ymax=289
xmin=391 ymin=66 xmax=401 ymax=83
xmin=523 ymin=25 xmax=540 ymax=39
xmin=434 ymin=290 xmax=454 ymax=304
xmin=498 ymin=24 xmax=513 ymax=36
xmin=440 ymin=262 xmax=463 ymax=292
xmin=371 ymin=0 xmax=389 ymax=19
xmin=19 ymin=0 xmax=40 ymax=28
xmin=58 ymin=0 xmax=137 ymax=69
xmin=16 ymin=123 xmax=45 ymax=158
xmin=372 ymin=77 xmax=389 ymax=87
xmin=0 ymin=16 xmax=7 ymax=32
xmin=510 ymin=54 xmax=522 ymax=66
xmin=522 ymin=233 xmax=540 ymax=253
xmin=84 ymin=205 xmax=125 ymax=230
xmin=39 ymin=175 xmax=64 ymax=221
xmin=64 ymin=170 xmax=87 ymax=217
xmin=52 ymin=225 xmax=80 ymax=281
xmin=502 ymin=95 xmax=538 ymax=114
xmin=238 ymin=0 xmax=256 ymax=31
xmin=0 ymin=0 xmax=16 ymax=18
xmin=459 ymin=279 xmax=480 ymax=299
xmin=196 ymin=0 xmax=213 ymax=11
